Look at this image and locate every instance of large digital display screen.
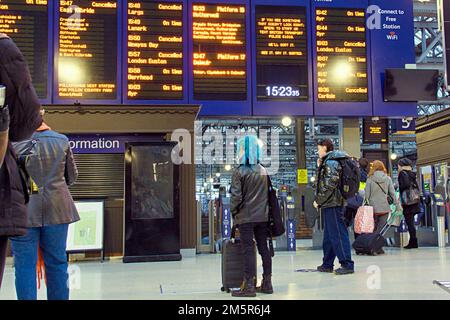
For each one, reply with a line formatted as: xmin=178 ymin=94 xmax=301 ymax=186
xmin=255 ymin=5 xmax=308 ymax=102
xmin=0 ymin=0 xmax=416 ymax=117
xmin=125 ymin=1 xmax=184 ymax=101
xmin=0 ymin=0 xmax=49 ymax=100
xmin=56 ymin=0 xmax=118 ymax=101
xmin=315 ymin=7 xmax=368 ymax=102
xmin=192 ymin=3 xmax=247 ymax=101
xmin=384 ymin=69 xmax=438 ymax=102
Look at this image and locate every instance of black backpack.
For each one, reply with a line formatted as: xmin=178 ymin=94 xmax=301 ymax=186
xmin=337 ymin=157 xmax=360 ymax=200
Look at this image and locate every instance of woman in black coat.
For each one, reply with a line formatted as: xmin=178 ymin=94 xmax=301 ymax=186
xmin=0 ymin=33 xmax=42 ymax=288
xmin=398 ymin=158 xmax=421 ymax=249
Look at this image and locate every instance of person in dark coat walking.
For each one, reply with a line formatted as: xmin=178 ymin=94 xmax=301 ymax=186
xmin=398 ymin=158 xmax=421 ymax=249
xmin=12 ymin=120 xmax=79 ymax=300
xmin=230 ymin=135 xmax=272 ymax=297
xmin=0 ymin=33 xmax=42 ymax=289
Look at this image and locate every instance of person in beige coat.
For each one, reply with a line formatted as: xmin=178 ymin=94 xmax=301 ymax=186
xmin=365 ymin=161 xmax=402 ymax=254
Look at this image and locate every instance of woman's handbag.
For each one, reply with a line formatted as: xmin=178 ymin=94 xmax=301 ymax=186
xmin=267 ymin=176 xmax=285 ymax=237
xmin=401 ymin=186 xmax=421 ymax=206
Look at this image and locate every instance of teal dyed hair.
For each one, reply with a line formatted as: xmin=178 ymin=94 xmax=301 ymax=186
xmin=236 ymin=135 xmax=261 ymax=165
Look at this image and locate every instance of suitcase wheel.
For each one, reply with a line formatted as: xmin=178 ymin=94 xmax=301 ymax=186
xmin=221 ymin=287 xmax=231 ymax=293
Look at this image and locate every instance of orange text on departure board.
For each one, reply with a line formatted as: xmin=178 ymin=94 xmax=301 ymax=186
xmin=58 ymin=1 xmax=117 ymax=98
xmin=126 ymin=2 xmax=184 ymax=99
xmin=315 ymin=8 xmax=368 ymax=102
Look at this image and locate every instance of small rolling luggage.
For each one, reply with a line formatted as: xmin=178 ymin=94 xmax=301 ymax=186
xmin=221 ymin=226 xmax=257 ymax=293
xmin=353 ymin=221 xmax=391 ymax=256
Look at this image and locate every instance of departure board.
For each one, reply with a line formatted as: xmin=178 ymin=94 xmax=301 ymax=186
xmin=255 ymin=5 xmax=308 ymax=102
xmin=192 ymin=3 xmax=247 ymax=101
xmin=0 ymin=0 xmax=49 ymax=99
xmin=315 ymin=8 xmax=368 ymax=102
xmin=57 ymin=0 xmax=118 ymax=101
xmin=126 ymin=1 xmax=184 ymax=101
xmin=363 ymin=118 xmax=388 ymax=143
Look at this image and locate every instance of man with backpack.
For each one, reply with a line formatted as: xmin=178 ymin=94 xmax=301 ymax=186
xmin=314 ymin=139 xmax=356 ymax=275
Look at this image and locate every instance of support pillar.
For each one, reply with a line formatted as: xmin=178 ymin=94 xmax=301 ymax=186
xmin=295 ymin=118 xmax=312 ymax=239
xmin=342 ymin=118 xmax=361 ymax=158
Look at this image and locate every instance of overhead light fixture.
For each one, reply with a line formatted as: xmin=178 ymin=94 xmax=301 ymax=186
xmin=390 ymin=153 xmax=398 ymax=161
xmin=224 ymin=164 xmax=232 ymax=171
xmin=282 ymin=116 xmax=293 ymax=127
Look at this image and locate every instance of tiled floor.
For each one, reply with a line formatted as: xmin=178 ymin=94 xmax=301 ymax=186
xmin=1 ymin=247 xmax=450 ymax=300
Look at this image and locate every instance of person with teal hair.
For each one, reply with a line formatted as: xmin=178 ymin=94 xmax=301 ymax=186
xmin=236 ymin=135 xmax=262 ymax=165
xmin=230 ymin=135 xmax=273 ymax=297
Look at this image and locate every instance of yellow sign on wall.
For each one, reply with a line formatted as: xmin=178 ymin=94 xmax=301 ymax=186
xmin=297 ymin=169 xmax=308 ymax=185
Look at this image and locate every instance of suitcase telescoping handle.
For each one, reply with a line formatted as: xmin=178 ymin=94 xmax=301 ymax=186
xmin=379 ymin=211 xmax=402 ymax=236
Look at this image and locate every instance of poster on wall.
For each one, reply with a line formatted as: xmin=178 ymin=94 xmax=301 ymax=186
xmin=67 ymin=201 xmax=104 ymax=252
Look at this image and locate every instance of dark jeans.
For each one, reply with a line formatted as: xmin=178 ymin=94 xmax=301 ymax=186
xmin=239 ymin=222 xmax=272 ymax=280
xmin=322 ymin=206 xmax=354 ymax=270
xmin=11 ymin=224 xmax=69 ymax=300
xmin=404 ymin=212 xmax=417 ymax=240
xmin=0 ymin=236 xmax=7 ymax=289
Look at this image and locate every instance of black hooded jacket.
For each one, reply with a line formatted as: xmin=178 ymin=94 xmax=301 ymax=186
xmin=0 ymin=35 xmax=42 ymax=236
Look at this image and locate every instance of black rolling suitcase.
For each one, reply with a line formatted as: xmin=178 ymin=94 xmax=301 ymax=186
xmin=221 ymin=226 xmax=257 ymax=293
xmin=353 ymin=222 xmax=390 ymax=256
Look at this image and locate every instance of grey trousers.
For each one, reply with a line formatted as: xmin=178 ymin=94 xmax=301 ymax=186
xmin=374 ymin=213 xmax=389 ymax=234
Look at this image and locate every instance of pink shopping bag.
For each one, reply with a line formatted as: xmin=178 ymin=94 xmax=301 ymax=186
xmin=354 ymin=205 xmax=374 ymax=234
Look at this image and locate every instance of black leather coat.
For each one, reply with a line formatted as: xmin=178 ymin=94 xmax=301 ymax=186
xmin=230 ymin=164 xmax=269 ymax=225
xmin=315 ymin=151 xmax=348 ymax=209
